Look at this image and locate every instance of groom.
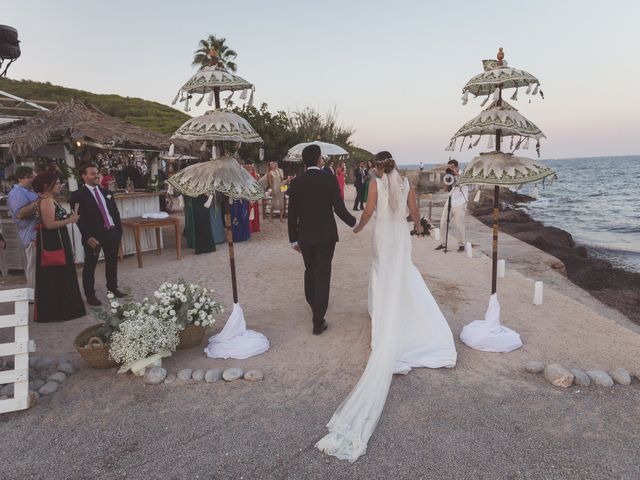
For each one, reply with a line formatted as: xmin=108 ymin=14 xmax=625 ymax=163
xmin=288 ymin=145 xmax=356 ymax=335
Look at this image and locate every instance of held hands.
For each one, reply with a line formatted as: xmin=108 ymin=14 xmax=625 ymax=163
xmin=353 ymin=223 xmax=363 ymax=234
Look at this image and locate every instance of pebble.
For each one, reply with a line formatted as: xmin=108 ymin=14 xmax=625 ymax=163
xmin=570 ymin=369 xmax=591 ymax=387
xmin=205 ymin=369 xmax=222 ymax=383
xmin=610 ymin=368 xmax=631 ymax=386
xmin=177 ymin=369 xmax=193 ymax=381
xmin=38 ymin=381 xmax=59 ymax=395
xmin=192 ymin=369 xmax=205 ymax=382
xmin=57 ymin=362 xmax=76 ymax=375
xmin=144 ymin=367 xmax=167 ymax=385
xmin=35 ymin=357 xmax=53 ymax=371
xmin=525 ymin=361 xmax=544 ymax=374
xmin=586 ymin=370 xmax=614 ymax=387
xmin=0 ymin=383 xmax=14 ymax=396
xmin=222 ymin=368 xmax=243 ymax=381
xmin=46 ymin=372 xmax=67 ymax=384
xmin=29 ymin=379 xmax=45 ymax=391
xmin=544 ymin=364 xmax=574 ymax=388
xmin=163 ymin=373 xmax=177 ymax=385
xmin=244 ymin=370 xmax=264 ymax=382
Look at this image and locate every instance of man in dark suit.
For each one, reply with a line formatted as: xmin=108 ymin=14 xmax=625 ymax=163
xmin=70 ymin=163 xmax=125 ymax=306
xmin=353 ymin=161 xmax=366 ymax=210
xmin=322 ymin=159 xmax=335 ymax=176
xmin=288 ymin=145 xmax=356 ymax=335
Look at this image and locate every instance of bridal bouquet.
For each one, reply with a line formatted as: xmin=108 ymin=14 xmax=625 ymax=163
xmin=153 ymin=279 xmax=223 ymax=329
xmin=410 ymin=217 xmax=435 ymax=237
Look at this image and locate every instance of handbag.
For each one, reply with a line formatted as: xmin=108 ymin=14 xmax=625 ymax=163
xmin=39 ymin=227 xmax=67 ymax=267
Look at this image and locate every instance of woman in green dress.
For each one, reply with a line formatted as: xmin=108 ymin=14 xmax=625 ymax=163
xmin=363 ymin=160 xmax=375 ymax=205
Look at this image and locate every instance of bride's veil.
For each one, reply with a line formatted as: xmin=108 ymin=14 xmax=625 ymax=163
xmin=383 ymin=167 xmax=406 ymax=212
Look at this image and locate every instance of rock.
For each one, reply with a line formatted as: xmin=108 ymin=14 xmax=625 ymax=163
xmin=544 ymin=364 xmax=574 ymax=388
xmin=29 ymin=379 xmax=45 ymax=391
xmin=222 ymin=368 xmax=243 ymax=381
xmin=177 ymin=369 xmax=193 ymax=381
xmin=38 ymin=381 xmax=59 ymax=395
xmin=586 ymin=370 xmax=614 ymax=387
xmin=0 ymin=383 xmax=14 ymax=396
xmin=633 ymin=370 xmax=640 ymax=382
xmin=205 ymin=369 xmax=222 ymax=383
xmin=525 ymin=361 xmax=544 ymax=374
xmin=28 ymin=390 xmax=39 ymax=408
xmin=570 ymin=369 xmax=591 ymax=387
xmin=35 ymin=357 xmax=54 ymax=371
xmin=191 ymin=369 xmax=205 ymax=382
xmin=610 ymin=368 xmax=631 ymax=386
xmin=57 ymin=362 xmax=76 ymax=375
xmin=144 ymin=367 xmax=167 ymax=385
xmin=163 ymin=373 xmax=177 ymax=385
xmin=46 ymin=372 xmax=67 ymax=384
xmin=244 ymin=370 xmax=264 ymax=382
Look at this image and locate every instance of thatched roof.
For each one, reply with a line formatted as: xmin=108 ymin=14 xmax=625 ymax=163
xmin=0 ymin=99 xmax=190 ymax=157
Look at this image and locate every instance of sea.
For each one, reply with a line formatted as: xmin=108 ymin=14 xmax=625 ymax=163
xmin=404 ymin=155 xmax=640 ymax=273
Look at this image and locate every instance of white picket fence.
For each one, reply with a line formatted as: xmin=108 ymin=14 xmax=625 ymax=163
xmin=0 ymin=288 xmax=35 ymax=414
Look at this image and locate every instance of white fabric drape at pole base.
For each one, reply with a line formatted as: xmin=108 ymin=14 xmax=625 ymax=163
xmin=204 ymin=303 xmax=270 ymax=359
xmin=459 ymin=294 xmax=523 ymax=352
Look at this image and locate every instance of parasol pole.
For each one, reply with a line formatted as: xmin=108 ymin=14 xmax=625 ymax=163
xmin=491 ymin=86 xmax=503 ymax=294
xmin=210 ymin=84 xmax=239 ymax=304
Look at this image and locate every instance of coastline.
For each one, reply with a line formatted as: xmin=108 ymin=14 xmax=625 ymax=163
xmin=469 ymin=189 xmax=640 ymax=325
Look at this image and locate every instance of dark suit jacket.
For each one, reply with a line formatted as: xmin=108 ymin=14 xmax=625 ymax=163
xmin=288 ymin=169 xmax=356 ymax=245
xmin=354 ymin=168 xmax=365 ymax=188
xmin=322 ymin=166 xmax=334 ymax=176
xmin=70 ymin=185 xmax=123 ymax=244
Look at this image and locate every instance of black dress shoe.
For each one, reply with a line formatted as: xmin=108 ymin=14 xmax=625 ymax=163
xmin=313 ymin=321 xmax=329 ymax=335
xmin=457 ymin=245 xmax=465 ymax=252
xmin=434 ymin=244 xmax=445 ymax=251
xmin=110 ymin=289 xmax=127 ymax=298
xmin=86 ymin=295 xmax=102 ymax=307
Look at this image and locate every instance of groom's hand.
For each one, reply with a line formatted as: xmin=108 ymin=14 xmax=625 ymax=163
xmin=291 ymin=242 xmax=301 ymax=253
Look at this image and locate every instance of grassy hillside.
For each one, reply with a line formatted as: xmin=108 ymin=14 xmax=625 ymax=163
xmin=0 ymin=78 xmax=190 ymax=135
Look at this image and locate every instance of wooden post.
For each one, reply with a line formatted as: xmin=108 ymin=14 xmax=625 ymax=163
xmin=224 ymin=196 xmax=239 ymax=304
xmin=491 ymin=86 xmax=503 ymax=295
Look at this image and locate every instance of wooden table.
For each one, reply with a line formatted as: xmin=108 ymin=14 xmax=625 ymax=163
xmin=121 ymin=216 xmax=181 ymax=268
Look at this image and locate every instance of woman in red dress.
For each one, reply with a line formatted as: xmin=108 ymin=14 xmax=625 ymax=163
xmin=244 ymin=161 xmax=261 ymax=233
xmin=336 ymin=162 xmax=346 ymax=199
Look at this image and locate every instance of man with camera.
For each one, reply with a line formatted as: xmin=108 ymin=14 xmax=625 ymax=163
xmin=435 ymin=159 xmax=468 ymax=252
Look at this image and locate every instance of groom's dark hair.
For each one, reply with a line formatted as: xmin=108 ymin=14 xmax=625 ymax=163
xmin=302 ymin=144 xmax=322 ymax=168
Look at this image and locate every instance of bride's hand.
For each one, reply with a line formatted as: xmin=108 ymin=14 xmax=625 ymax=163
xmin=415 ymin=223 xmax=424 ymax=235
xmin=353 ymin=224 xmax=362 ymax=234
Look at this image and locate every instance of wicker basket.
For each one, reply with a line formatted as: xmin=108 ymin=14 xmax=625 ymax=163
xmin=74 ymin=324 xmax=119 ymax=369
xmin=177 ymin=323 xmax=206 ymax=350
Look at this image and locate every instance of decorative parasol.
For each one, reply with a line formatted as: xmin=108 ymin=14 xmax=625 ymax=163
xmin=461 ymin=48 xmax=542 ymax=104
xmin=172 ymin=66 xmax=254 ymax=112
xmin=447 ymin=100 xmax=545 ymax=152
xmin=450 ymin=48 xmax=556 ymax=353
xmin=0 ymin=25 xmax=21 ymax=76
xmin=172 ymin=109 xmax=263 ymax=144
xmin=168 ymin=49 xmax=269 ymax=359
xmin=284 ymin=140 xmax=349 ymax=162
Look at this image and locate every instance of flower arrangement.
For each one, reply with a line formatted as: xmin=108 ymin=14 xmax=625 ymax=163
xmin=153 ymin=279 xmax=223 ymax=329
xmin=82 ymin=281 xmax=223 ymax=368
xmin=410 ymin=217 xmax=435 ymax=237
xmin=108 ymin=310 xmax=181 ymax=366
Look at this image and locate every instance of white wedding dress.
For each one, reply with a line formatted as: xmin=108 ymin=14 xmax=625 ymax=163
xmin=316 ymin=170 xmax=458 ymax=462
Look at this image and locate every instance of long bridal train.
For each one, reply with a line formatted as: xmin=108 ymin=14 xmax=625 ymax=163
xmin=316 ymin=171 xmax=457 ymax=462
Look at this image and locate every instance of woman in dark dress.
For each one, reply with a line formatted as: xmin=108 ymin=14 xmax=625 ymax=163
xmin=33 ymin=172 xmax=86 ymax=322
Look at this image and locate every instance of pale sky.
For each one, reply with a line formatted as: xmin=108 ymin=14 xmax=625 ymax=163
xmin=3 ymin=0 xmax=640 ymax=164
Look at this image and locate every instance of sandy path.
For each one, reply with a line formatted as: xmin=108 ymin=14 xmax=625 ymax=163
xmin=1 ymin=186 xmax=639 ymax=479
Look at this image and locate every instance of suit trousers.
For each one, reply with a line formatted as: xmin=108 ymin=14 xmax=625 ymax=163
xmin=300 ymin=242 xmax=336 ymax=328
xmin=353 ymin=186 xmax=365 ymax=210
xmin=82 ymin=228 xmax=122 ymax=296
xmin=440 ymin=201 xmax=466 ymax=247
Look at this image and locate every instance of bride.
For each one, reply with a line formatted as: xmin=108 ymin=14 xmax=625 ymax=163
xmin=315 ymin=152 xmax=457 ymax=462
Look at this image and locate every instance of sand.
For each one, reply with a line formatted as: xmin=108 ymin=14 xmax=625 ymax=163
xmin=1 ymin=186 xmax=639 ymax=479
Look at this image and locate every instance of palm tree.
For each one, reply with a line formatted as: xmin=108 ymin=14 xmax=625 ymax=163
xmin=191 ymin=35 xmax=238 ymax=72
